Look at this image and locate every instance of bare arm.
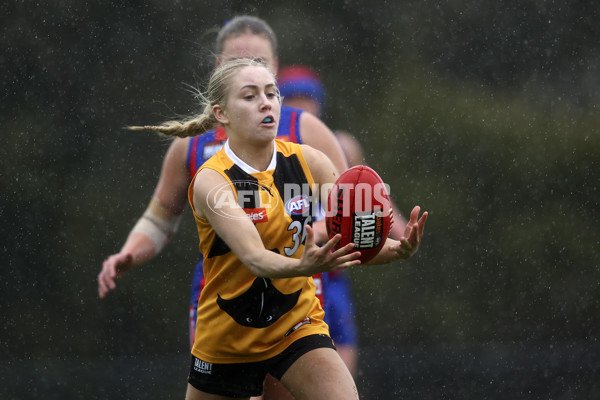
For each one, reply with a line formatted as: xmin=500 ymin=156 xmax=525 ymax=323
xmin=153 ymin=137 xmax=193 ymax=214
xmin=299 ymin=112 xmax=348 ymax=175
xmin=98 ymin=137 xmax=191 ymax=298
xmin=335 ymin=130 xmax=365 ymax=167
xmin=192 ymin=163 xmax=360 ymax=278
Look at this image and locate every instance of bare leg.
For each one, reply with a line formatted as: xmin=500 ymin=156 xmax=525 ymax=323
xmin=280 ymin=348 xmax=359 ymax=400
xmin=262 ymin=373 xmax=296 ymax=400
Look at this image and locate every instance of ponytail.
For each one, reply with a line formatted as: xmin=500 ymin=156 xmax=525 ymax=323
xmin=130 ymin=58 xmax=272 ymax=138
xmin=128 ymin=104 xmax=217 ymax=138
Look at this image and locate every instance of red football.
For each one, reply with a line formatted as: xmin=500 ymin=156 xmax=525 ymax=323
xmin=326 ymin=165 xmax=392 ymax=263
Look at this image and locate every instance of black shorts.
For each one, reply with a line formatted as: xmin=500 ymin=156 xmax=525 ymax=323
xmin=187 ymin=334 xmax=335 ymax=398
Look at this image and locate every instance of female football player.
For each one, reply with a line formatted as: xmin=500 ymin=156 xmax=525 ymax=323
xmin=135 ymin=57 xmax=426 ymax=400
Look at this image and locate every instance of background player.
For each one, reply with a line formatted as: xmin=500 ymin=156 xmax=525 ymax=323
xmin=98 ymin=15 xmax=348 ymax=400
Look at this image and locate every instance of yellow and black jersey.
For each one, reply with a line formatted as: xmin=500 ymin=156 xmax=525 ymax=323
xmin=188 ymin=139 xmax=329 ymax=364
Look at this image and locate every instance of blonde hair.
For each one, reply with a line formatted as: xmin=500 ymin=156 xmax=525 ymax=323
xmin=130 ymin=58 xmax=274 ymax=138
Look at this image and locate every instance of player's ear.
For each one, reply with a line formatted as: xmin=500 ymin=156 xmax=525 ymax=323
xmin=213 ymin=105 xmax=229 ymax=124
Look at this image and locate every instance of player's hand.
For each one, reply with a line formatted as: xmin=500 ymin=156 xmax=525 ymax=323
xmin=297 ymin=225 xmax=361 ymax=276
xmin=98 ymin=252 xmax=134 ymax=298
xmin=390 ymin=206 xmax=428 ymax=259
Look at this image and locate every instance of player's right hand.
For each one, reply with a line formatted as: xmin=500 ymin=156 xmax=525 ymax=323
xmin=97 ymin=252 xmax=133 ymax=298
xmin=298 ymin=225 xmax=361 ymax=276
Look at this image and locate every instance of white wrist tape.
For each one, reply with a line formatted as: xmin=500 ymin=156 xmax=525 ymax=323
xmin=131 ymin=197 xmax=182 ymax=254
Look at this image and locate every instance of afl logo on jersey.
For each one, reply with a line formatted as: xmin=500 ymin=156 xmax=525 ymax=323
xmin=285 ymin=195 xmax=311 ymax=216
xmin=206 ymin=180 xmax=279 ymax=221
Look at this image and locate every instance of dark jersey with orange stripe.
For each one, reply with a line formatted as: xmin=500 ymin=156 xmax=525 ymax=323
xmin=188 ymin=140 xmax=329 ymax=363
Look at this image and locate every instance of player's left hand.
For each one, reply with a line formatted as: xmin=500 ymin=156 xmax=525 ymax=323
xmin=389 ymin=206 xmax=428 ymax=259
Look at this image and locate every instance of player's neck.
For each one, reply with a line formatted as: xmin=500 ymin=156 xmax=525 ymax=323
xmin=227 ymin=139 xmax=275 ymax=172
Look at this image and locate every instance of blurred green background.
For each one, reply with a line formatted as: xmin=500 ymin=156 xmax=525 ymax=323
xmin=2 ymin=0 xmax=599 ymax=398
